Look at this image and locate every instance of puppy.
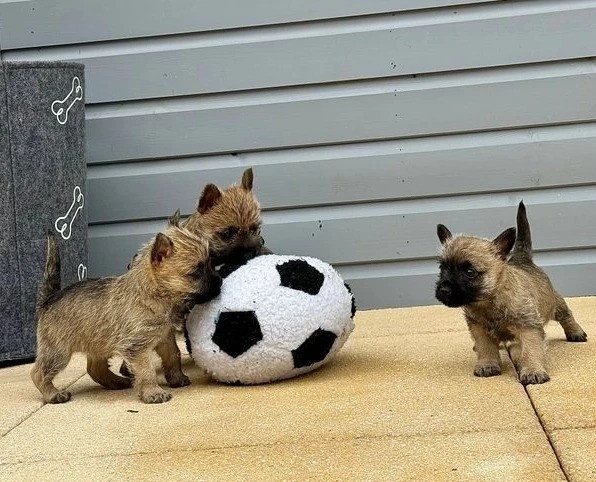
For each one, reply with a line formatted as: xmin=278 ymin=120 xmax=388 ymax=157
xmin=184 ymin=167 xmax=271 ymax=264
xmin=119 ymin=168 xmax=270 ymax=377
xmin=31 ymin=220 xmax=221 ymax=404
xmin=435 ymin=201 xmax=587 ymax=385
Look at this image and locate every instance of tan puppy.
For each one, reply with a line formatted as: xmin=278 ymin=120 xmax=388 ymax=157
xmin=119 ymin=168 xmax=270 ymax=377
xmin=435 ymin=202 xmax=587 ymax=385
xmin=32 ymin=219 xmax=220 ymax=404
xmin=184 ymin=167 xmax=271 ymax=264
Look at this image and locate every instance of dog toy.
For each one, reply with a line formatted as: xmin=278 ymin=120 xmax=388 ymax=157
xmin=186 ymin=255 xmax=356 ymax=384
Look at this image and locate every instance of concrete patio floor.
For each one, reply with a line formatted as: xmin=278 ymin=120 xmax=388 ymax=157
xmin=1 ymin=297 xmax=594 ymax=481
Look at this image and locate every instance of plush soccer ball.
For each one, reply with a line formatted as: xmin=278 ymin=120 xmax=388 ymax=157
xmin=186 ymin=255 xmax=356 ymax=384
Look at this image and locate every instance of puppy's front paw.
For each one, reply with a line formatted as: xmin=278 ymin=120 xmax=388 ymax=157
xmin=474 ymin=364 xmax=501 ymax=377
xmin=140 ymin=388 xmax=172 ymax=404
xmin=48 ymin=391 xmax=71 ymax=404
xmin=566 ymin=330 xmax=588 ymax=343
xmin=520 ymin=370 xmax=550 ymax=386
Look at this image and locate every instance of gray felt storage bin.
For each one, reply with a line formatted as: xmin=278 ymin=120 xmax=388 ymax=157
xmin=1 ymin=62 xmax=87 ymax=362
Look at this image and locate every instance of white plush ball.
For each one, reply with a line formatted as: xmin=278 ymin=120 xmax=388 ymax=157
xmin=186 ymin=255 xmax=356 ymax=384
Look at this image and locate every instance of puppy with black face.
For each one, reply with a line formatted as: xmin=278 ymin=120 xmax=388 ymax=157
xmin=436 ymin=224 xmax=515 ymax=308
xmin=184 ymin=168 xmax=271 ymax=268
xmin=120 ymin=169 xmax=270 ymax=378
xmin=435 ymin=202 xmax=587 ymax=385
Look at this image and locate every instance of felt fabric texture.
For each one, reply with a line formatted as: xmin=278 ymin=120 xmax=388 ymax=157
xmin=0 ymin=62 xmax=87 ymax=362
xmin=0 ymin=67 xmax=22 ymax=363
xmin=187 ymin=255 xmax=355 ymax=384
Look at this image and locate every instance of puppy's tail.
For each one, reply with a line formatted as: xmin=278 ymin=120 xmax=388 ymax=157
xmin=37 ymin=231 xmax=61 ymax=309
xmin=512 ymin=201 xmax=533 ymax=262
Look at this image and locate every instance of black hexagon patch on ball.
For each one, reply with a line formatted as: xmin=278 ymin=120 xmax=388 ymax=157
xmin=212 ymin=311 xmax=263 ymax=358
xmin=292 ymin=328 xmax=337 ymax=368
xmin=276 ymin=259 xmax=324 ymax=295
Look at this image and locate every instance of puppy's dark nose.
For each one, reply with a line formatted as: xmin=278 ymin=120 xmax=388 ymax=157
xmin=436 ymin=281 xmax=454 ymax=302
xmin=438 ymin=285 xmax=452 ymax=297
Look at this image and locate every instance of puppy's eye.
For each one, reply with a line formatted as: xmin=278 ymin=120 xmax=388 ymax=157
xmin=219 ymin=227 xmax=239 ymax=241
xmin=465 ymin=267 xmax=478 ymax=278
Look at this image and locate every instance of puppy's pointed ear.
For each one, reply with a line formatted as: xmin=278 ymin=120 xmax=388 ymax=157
xmin=168 ymin=209 xmax=181 ymax=227
xmin=197 ymin=184 xmax=222 ymax=214
xmin=151 ymin=233 xmax=174 ymax=267
xmin=241 ymin=168 xmax=253 ymax=191
xmin=492 ymin=227 xmax=516 ymax=259
xmin=437 ymin=224 xmax=452 ymax=245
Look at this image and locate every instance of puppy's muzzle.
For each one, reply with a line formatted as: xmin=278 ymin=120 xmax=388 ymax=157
xmin=435 ymin=281 xmax=463 ymax=308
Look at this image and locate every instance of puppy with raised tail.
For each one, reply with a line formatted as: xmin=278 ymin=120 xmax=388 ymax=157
xmin=32 ymin=215 xmax=221 ymax=404
xmin=435 ymin=201 xmax=587 ymax=385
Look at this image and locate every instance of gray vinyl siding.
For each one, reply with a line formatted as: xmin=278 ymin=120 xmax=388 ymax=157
xmin=2 ymin=0 xmax=596 ymax=308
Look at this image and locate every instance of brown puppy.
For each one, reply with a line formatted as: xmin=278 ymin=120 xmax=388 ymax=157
xmin=435 ymin=201 xmax=587 ymax=385
xmin=119 ymin=168 xmax=270 ymax=377
xmin=184 ymin=167 xmax=271 ymax=264
xmin=125 ymin=169 xmax=269 ymax=282
xmin=32 ymin=220 xmax=220 ymax=404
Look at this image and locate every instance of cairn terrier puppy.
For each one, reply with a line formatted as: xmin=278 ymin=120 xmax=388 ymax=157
xmin=32 ymin=219 xmax=221 ymax=404
xmin=184 ymin=167 xmax=271 ymax=264
xmin=119 ymin=168 xmax=270 ymax=377
xmin=435 ymin=201 xmax=587 ymax=385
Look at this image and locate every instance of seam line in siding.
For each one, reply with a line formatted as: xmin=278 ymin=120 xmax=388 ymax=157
xmin=3 ymin=0 xmax=593 ymax=58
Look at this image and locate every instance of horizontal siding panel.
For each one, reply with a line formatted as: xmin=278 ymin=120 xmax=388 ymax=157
xmin=85 ymin=60 xmax=596 ymax=163
xmin=6 ymin=1 xmax=595 ymax=103
xmin=342 ymin=251 xmax=596 ymax=308
xmin=0 ymin=0 xmax=501 ymax=50
xmin=88 ymin=187 xmax=596 ymax=276
xmin=88 ymin=123 xmax=596 ymax=224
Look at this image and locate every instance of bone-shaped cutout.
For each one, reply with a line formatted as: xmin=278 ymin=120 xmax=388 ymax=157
xmin=51 ymin=76 xmax=83 ymax=125
xmin=77 ymin=263 xmax=87 ymax=281
xmin=55 ymin=186 xmax=85 ymax=240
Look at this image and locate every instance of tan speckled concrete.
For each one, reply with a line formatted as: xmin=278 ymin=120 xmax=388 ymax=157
xmin=0 ymin=332 xmax=541 ymax=465
xmin=351 ymin=304 xmax=467 ymax=338
xmin=1 ymin=298 xmax=594 ymax=481
xmin=0 ymin=354 xmax=86 ymax=436
xmin=550 ymin=428 xmax=596 ymax=482
xmin=2 ymin=430 xmax=565 ymax=482
xmin=525 ymin=298 xmax=596 ymax=433
xmin=523 ymin=297 xmax=596 ymax=482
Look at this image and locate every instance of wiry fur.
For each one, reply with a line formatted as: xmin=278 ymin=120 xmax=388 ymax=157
xmin=37 ymin=231 xmax=61 ymax=309
xmin=435 ymin=201 xmax=587 ymax=385
xmin=184 ymin=168 xmax=271 ymax=263
xmin=32 ymin=225 xmax=221 ymax=404
xmin=119 ymin=168 xmax=270 ymax=377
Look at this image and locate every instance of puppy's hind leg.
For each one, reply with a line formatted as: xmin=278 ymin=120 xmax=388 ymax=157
xmin=554 ymin=295 xmax=587 ymax=342
xmin=87 ymin=356 xmax=132 ymax=390
xmin=514 ymin=326 xmax=550 ymax=385
xmin=31 ymin=346 xmax=72 ymax=404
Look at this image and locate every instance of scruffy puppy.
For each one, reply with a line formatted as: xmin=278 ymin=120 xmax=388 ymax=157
xmin=119 ymin=168 xmax=270 ymax=377
xmin=435 ymin=201 xmax=587 ymax=385
xmin=184 ymin=167 xmax=271 ymax=263
xmin=31 ymin=220 xmax=221 ymax=404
